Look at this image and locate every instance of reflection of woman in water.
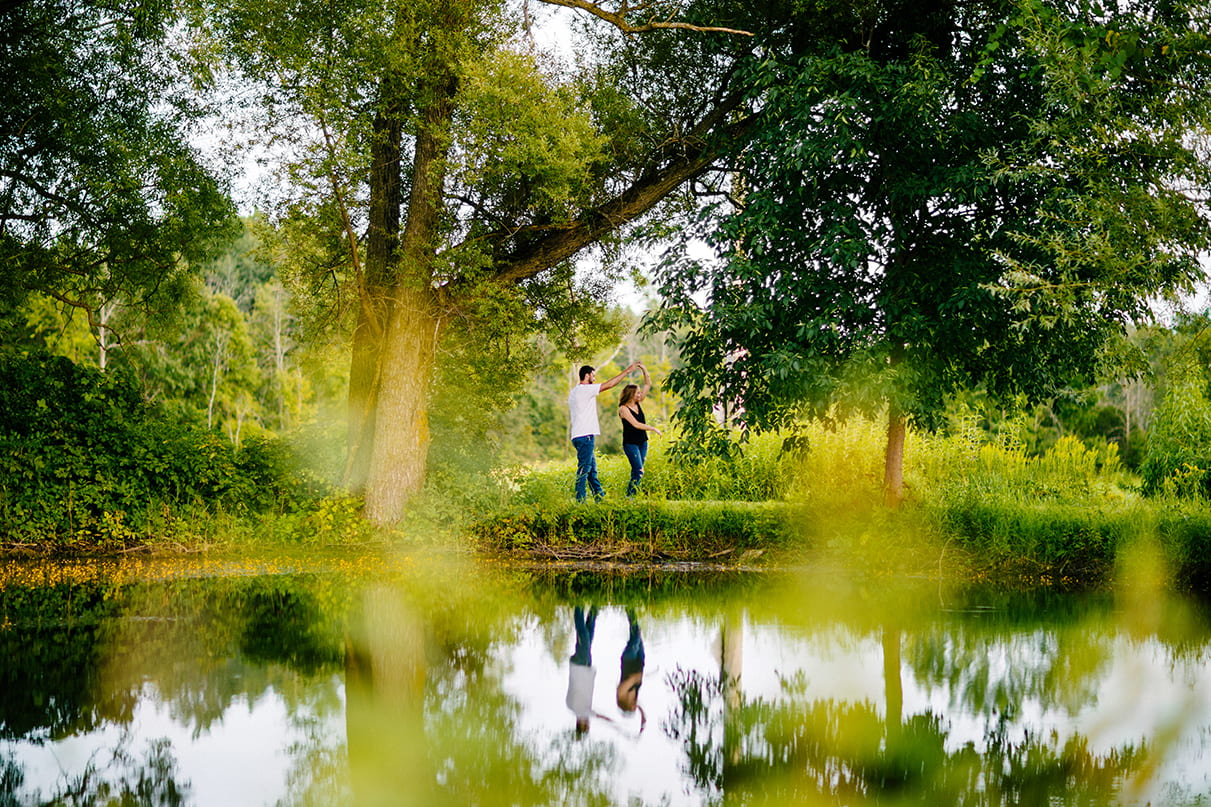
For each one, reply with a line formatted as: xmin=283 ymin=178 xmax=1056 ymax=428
xmin=616 ymin=608 xmax=646 ymax=730
xmin=566 ymin=605 xmax=598 ymax=735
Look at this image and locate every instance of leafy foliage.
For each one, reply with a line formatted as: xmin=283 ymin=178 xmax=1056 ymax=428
xmin=1140 ymin=355 xmax=1211 ymax=497
xmin=7 ymin=219 xmax=332 ymax=450
xmin=0 ymin=0 xmax=236 ymax=318
xmin=0 ymin=353 xmax=327 ymax=546
xmin=652 ymin=0 xmax=1211 ymax=455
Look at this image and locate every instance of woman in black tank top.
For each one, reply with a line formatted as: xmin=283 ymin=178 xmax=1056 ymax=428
xmin=618 ymin=363 xmax=662 ymax=497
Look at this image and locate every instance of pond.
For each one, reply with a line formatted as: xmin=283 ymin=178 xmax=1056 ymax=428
xmin=0 ymin=551 xmax=1209 ymax=806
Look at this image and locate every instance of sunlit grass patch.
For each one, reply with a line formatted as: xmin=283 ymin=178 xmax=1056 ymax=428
xmin=470 ymin=498 xmax=801 ymax=562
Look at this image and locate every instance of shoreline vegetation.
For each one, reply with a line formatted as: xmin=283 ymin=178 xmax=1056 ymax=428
xmin=466 ymin=416 xmax=1211 ymax=590
xmin=3 ymin=354 xmax=1208 ymax=590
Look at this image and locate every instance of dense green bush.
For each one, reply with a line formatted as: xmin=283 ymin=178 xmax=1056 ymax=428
xmin=0 ymin=352 xmax=328 ymax=547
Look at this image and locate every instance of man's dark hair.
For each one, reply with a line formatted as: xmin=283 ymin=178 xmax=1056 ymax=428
xmin=579 ymin=365 xmax=595 ymax=381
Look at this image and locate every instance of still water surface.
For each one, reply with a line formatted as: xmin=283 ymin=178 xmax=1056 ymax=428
xmin=1 ymin=552 xmax=1209 ymax=806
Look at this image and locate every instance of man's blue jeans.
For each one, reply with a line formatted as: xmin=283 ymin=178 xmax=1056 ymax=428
xmin=623 ymin=442 xmax=648 ymax=497
xmin=571 ymin=605 xmax=598 ymax=665
xmin=573 ymin=435 xmax=604 ymax=502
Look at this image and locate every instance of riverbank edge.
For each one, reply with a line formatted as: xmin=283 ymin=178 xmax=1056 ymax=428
xmin=4 ymin=497 xmax=1208 ymax=590
xmin=469 ymin=498 xmax=1211 ymax=588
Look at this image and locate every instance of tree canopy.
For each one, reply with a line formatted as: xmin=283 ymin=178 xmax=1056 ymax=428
xmin=0 ymin=0 xmax=236 ymax=332
xmin=652 ymin=0 xmax=1211 ymax=502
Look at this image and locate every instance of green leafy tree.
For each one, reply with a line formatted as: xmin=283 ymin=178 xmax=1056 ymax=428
xmin=0 ymin=0 xmax=236 ymax=332
xmin=653 ymin=0 xmax=1211 ymax=504
xmin=184 ymin=0 xmax=770 ymax=522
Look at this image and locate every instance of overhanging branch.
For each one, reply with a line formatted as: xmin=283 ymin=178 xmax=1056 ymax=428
xmin=538 ymin=0 xmax=753 ymax=36
xmin=482 ymin=92 xmax=756 ymax=285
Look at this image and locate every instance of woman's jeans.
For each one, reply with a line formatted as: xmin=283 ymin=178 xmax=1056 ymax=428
xmin=572 ymin=435 xmax=603 ymax=502
xmin=623 ymin=441 xmax=648 ymax=497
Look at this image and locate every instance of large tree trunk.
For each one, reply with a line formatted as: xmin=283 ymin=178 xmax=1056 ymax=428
xmin=345 ymin=88 xmax=404 ymax=491
xmin=364 ymin=285 xmax=441 ymax=523
xmin=884 ymin=403 xmax=906 ymax=507
xmin=362 ymin=57 xmax=457 ymax=523
xmin=346 ymin=314 xmax=384 ymax=490
xmin=352 ymin=48 xmax=753 ymax=521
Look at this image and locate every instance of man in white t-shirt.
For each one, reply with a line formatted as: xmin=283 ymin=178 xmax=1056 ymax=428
xmin=568 ymin=362 xmax=638 ymax=502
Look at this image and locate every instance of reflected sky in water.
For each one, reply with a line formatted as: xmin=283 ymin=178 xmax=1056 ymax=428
xmin=0 ymin=554 xmax=1209 ymax=805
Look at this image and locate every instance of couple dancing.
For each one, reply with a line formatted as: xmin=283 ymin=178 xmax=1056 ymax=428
xmin=568 ymin=361 xmax=662 ymax=502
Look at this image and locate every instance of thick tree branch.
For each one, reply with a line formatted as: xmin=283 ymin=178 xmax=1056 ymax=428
xmin=0 ymin=169 xmax=92 ymax=222
xmin=538 ymin=0 xmax=753 ymax=36
xmin=483 ymin=92 xmax=756 ymax=285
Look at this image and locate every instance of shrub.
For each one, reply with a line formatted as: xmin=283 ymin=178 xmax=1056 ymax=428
xmin=0 ymin=352 xmax=326 ymax=547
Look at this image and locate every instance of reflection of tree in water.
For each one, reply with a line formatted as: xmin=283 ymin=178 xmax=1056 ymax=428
xmin=0 ymin=574 xmax=349 ymax=804
xmin=344 ymin=576 xmax=621 ymax=807
xmin=909 ymin=590 xmax=1211 ymax=725
xmin=237 ymin=578 xmax=345 ymax=674
xmin=0 ymin=582 xmax=129 ymax=740
xmin=908 ymin=615 xmax=1113 ymax=721
xmin=0 ymin=735 xmax=189 ymax=806
xmin=663 ymin=649 xmax=1156 ymax=805
xmin=0 ymin=575 xmax=349 ymax=740
xmin=278 ymin=715 xmax=350 ymax=807
xmin=662 ymin=667 xmax=724 ymax=800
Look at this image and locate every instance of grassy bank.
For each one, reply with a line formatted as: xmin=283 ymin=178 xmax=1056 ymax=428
xmin=469 ymin=499 xmax=800 ymax=563
xmin=471 ymin=416 xmax=1211 ymax=586
xmin=6 ymin=351 xmax=1210 ymax=582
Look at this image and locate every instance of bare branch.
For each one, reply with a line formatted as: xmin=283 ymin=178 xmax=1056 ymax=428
xmin=538 ymin=0 xmax=753 ymax=36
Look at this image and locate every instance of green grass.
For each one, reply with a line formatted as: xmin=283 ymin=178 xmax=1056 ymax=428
xmin=472 ymin=416 xmax=1211 ymax=585
xmin=470 ymin=497 xmax=800 ymax=561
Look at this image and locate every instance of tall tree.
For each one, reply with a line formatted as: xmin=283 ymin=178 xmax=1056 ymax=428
xmin=653 ymin=0 xmax=1211 ymax=505
xmin=0 ymin=0 xmax=236 ymax=340
xmin=188 ymin=0 xmax=768 ymax=522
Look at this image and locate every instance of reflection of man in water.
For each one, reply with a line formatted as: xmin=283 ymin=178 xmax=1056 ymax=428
xmin=616 ymin=608 xmax=645 ymax=728
xmin=566 ymin=605 xmax=598 ymax=735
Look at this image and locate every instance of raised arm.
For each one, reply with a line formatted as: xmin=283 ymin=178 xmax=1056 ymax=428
xmin=637 ymin=362 xmax=652 ymax=401
xmin=599 ymin=361 xmax=637 ymax=392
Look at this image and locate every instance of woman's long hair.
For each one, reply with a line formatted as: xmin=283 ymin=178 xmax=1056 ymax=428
xmin=618 ymin=384 xmax=639 ymax=408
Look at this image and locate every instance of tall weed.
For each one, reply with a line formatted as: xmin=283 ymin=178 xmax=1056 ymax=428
xmin=1140 ymin=356 xmax=1211 ymax=496
xmin=512 ymin=430 xmax=796 ymax=505
xmin=907 ymin=409 xmax=1141 ymax=572
xmin=915 ymin=411 xmax=1130 ymax=508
